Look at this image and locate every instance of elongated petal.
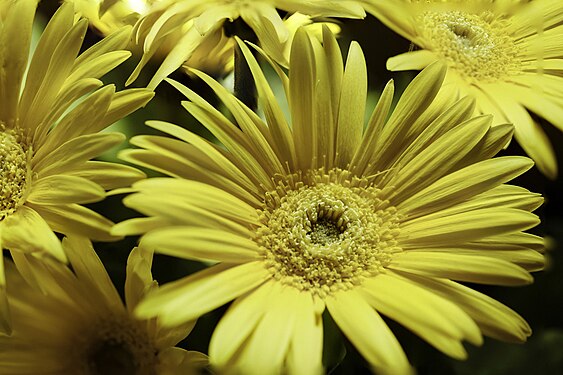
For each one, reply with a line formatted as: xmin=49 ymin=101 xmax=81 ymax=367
xmin=1 ymin=206 xmax=65 ymax=262
xmin=400 ymin=208 xmax=539 ymax=247
xmin=0 ymin=0 xmax=37 ymax=122
xmin=390 ymin=251 xmax=533 ymax=285
xmin=65 ymin=161 xmax=146 ymax=190
xmin=62 ymin=236 xmax=122 ymax=310
xmin=362 ymin=274 xmax=482 ymax=358
xmin=399 ymin=157 xmax=534 ymax=218
xmin=290 ymin=28 xmax=316 ymax=170
xmin=236 ymin=283 xmax=299 ymax=375
xmin=27 ymin=175 xmax=105 ymax=205
xmin=34 ymin=133 xmax=125 ymax=176
xmin=401 ymin=274 xmax=532 ymax=342
xmin=335 ymin=41 xmax=367 ymax=167
xmin=136 ymin=262 xmax=271 ymax=326
xmin=286 ymin=291 xmax=324 ymax=375
xmin=141 ymin=226 xmax=260 ymax=263
xmin=387 ymin=50 xmax=438 ymax=71
xmin=28 ymin=203 xmax=118 ymax=242
xmin=210 ymin=281 xmax=275 ymax=368
xmin=326 ymin=289 xmax=413 ymax=375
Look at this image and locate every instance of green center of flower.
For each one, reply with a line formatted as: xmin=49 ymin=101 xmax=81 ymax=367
xmin=0 ymin=126 xmax=31 ymax=221
xmin=78 ymin=315 xmax=158 ymax=375
xmin=420 ymin=11 xmax=520 ymax=81
xmin=256 ymin=169 xmax=401 ymax=297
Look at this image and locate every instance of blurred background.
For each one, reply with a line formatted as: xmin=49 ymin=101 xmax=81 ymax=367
xmin=35 ymin=1 xmax=563 ymax=373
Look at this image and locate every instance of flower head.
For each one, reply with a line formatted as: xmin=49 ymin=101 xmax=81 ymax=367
xmin=362 ymin=0 xmax=563 ymax=178
xmin=123 ymin=0 xmax=365 ymax=88
xmin=71 ymin=0 xmax=343 ymax=80
xmin=116 ymin=28 xmax=544 ymax=374
xmin=0 ymin=237 xmax=206 ymax=374
xmin=0 ymin=0 xmax=152 ymax=334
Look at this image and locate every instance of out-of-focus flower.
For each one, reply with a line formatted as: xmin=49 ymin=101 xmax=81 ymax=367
xmin=363 ymin=0 xmax=563 ymax=178
xmin=121 ymin=0 xmax=365 ymax=88
xmin=0 ymin=0 xmax=152 ymax=334
xmin=115 ymin=27 xmax=544 ymax=374
xmin=70 ymin=1 xmax=346 ymax=80
xmin=0 ymin=237 xmax=206 ymax=374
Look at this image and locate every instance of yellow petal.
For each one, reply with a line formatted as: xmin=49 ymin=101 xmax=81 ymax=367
xmin=27 ymin=175 xmax=105 ymax=205
xmin=28 ymin=203 xmax=118 ymax=242
xmin=1 ymin=206 xmax=65 ymax=262
xmin=390 ymin=251 xmax=533 ymax=285
xmin=400 ymin=208 xmax=539 ymax=247
xmin=361 ymin=273 xmax=482 ymax=358
xmin=0 ymin=0 xmax=37 ymax=122
xmin=141 ymin=226 xmax=260 ymax=263
xmin=326 ymin=289 xmax=413 ymax=375
xmin=210 ymin=281 xmax=275 ymax=368
xmin=403 ymin=274 xmax=532 ymax=343
xmin=335 ymin=41 xmax=367 ymax=168
xmin=136 ymin=262 xmax=270 ymax=326
xmin=398 ymin=156 xmax=534 ymax=218
xmin=387 ymin=50 xmax=438 ymax=71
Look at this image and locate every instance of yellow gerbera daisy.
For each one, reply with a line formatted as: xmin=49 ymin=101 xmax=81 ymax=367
xmin=362 ymin=0 xmax=563 ymax=178
xmin=71 ymin=0 xmax=342 ymax=79
xmin=0 ymin=236 xmax=207 ymax=374
xmin=124 ymin=0 xmax=365 ymax=88
xmin=0 ymin=0 xmax=152 ymax=334
xmin=115 ymin=28 xmax=544 ymax=374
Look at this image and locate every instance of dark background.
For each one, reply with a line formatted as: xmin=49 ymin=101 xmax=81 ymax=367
xmin=37 ymin=2 xmax=563 ymax=374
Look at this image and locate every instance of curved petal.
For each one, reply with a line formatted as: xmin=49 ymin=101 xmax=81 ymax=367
xmin=28 ymin=203 xmax=118 ymax=242
xmin=387 ymin=50 xmax=438 ymax=71
xmin=400 ymin=273 xmax=532 ymax=343
xmin=235 ymin=283 xmax=300 ymax=375
xmin=27 ymin=175 xmax=105 ymax=205
xmin=326 ymin=289 xmax=413 ymax=375
xmin=389 ymin=251 xmax=533 ymax=286
xmin=135 ymin=262 xmax=271 ymax=326
xmin=2 ymin=206 xmax=65 ymax=262
xmin=361 ymin=274 xmax=482 ymax=359
xmin=157 ymin=348 xmax=208 ymax=375
xmin=209 ymin=281 xmax=275 ymax=368
xmin=140 ymin=226 xmax=260 ymax=263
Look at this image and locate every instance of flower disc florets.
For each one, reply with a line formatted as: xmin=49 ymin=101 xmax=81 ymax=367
xmin=0 ymin=125 xmax=31 ymax=220
xmin=75 ymin=313 xmax=157 ymax=375
xmin=420 ymin=11 xmax=520 ymax=82
xmin=256 ymin=169 xmax=402 ymax=297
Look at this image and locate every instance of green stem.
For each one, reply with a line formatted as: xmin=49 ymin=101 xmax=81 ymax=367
xmin=228 ymin=19 xmax=258 ymax=111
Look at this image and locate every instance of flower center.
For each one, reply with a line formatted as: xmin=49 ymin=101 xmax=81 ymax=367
xmin=76 ymin=314 xmax=158 ymax=375
xmin=420 ymin=11 xmax=520 ymax=81
xmin=256 ymin=169 xmax=402 ymax=297
xmin=0 ymin=125 xmax=31 ymax=221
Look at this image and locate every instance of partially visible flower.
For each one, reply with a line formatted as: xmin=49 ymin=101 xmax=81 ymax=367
xmin=70 ymin=1 xmax=346 ymax=80
xmin=115 ymin=27 xmax=544 ymax=374
xmin=0 ymin=236 xmax=206 ymax=374
xmin=0 ymin=0 xmax=152 ymax=334
xmin=362 ymin=0 xmax=563 ymax=178
xmin=124 ymin=0 xmax=366 ymax=88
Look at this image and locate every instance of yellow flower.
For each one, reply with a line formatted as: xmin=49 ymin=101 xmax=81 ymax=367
xmin=362 ymin=0 xmax=563 ymax=178
xmin=123 ymin=0 xmax=365 ymax=88
xmin=0 ymin=236 xmax=207 ymax=374
xmin=115 ymin=28 xmax=544 ymax=374
xmin=70 ymin=0 xmax=342 ymax=79
xmin=0 ymin=0 xmax=152 ymax=334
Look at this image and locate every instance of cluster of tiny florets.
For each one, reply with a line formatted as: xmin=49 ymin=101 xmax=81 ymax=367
xmin=255 ymin=168 xmax=402 ymax=298
xmin=0 ymin=125 xmax=31 ymax=220
xmin=73 ymin=313 xmax=158 ymax=375
xmin=420 ymin=10 xmax=521 ymax=81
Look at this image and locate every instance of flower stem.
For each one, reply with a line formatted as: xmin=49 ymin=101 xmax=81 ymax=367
xmin=228 ymin=19 xmax=258 ymax=111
